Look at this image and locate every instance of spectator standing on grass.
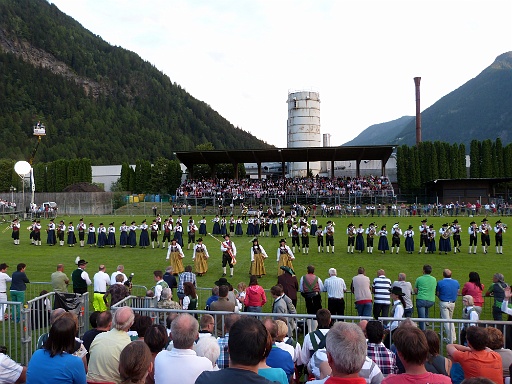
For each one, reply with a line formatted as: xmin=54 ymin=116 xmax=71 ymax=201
xmin=391 ymin=273 xmax=413 ymax=317
xmin=372 ymin=269 xmax=391 ymax=320
xmin=72 ymin=259 xmax=91 ymax=295
xmin=487 ymin=272 xmax=508 ymax=322
xmin=414 ymin=264 xmax=437 ymax=330
xmin=103 ymin=274 xmax=130 ymax=308
xmin=0 ymin=263 xmax=12 ymax=322
xmin=110 ymin=265 xmax=127 ymax=285
xmin=351 ymin=267 xmax=372 ymax=317
xmin=10 ymin=263 xmax=29 ymax=320
xmin=50 ymin=264 xmax=69 ymax=293
xmin=461 ymin=271 xmax=484 ymax=315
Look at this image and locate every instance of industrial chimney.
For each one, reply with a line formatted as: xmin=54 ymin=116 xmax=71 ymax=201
xmin=414 ymin=77 xmax=421 ymax=145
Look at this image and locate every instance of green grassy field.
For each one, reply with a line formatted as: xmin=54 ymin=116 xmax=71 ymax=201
xmin=1 ymin=210 xmax=508 ymax=319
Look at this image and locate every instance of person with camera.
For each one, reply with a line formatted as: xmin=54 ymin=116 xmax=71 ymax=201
xmin=103 ymin=274 xmax=130 ymax=308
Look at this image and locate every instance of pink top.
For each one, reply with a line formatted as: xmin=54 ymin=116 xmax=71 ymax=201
xmin=461 ymin=282 xmax=485 ymax=307
xmin=244 ymin=285 xmax=267 ymax=307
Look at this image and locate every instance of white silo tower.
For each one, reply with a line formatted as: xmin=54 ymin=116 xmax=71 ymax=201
xmin=287 ymin=91 xmax=321 ymax=177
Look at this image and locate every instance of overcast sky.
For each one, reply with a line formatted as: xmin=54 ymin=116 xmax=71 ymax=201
xmin=49 ymin=0 xmax=511 ymax=148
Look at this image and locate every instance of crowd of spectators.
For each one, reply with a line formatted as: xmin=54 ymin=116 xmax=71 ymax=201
xmin=176 ymin=175 xmax=394 ymax=200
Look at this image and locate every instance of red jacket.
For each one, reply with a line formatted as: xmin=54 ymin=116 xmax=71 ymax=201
xmin=244 ymin=285 xmax=267 ymax=307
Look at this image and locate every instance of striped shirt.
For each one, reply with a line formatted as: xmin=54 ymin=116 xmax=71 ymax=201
xmin=373 ymin=275 xmax=391 ymax=304
xmin=323 ymin=276 xmax=347 ymax=299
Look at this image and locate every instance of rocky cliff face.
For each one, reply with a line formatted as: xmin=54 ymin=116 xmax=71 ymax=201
xmin=0 ymin=28 xmax=109 ymax=98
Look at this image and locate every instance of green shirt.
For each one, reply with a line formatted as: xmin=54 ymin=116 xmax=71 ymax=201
xmin=51 ymin=271 xmax=69 ymax=292
xmin=415 ymin=274 xmax=437 ymax=301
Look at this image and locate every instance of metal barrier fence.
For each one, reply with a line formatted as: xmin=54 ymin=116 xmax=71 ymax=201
xmin=0 ymin=292 xmax=89 ymax=365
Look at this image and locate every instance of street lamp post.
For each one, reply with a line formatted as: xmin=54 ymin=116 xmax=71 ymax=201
xmin=9 ymin=185 xmax=16 ymax=211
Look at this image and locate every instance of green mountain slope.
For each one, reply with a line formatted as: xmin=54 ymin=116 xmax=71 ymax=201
xmin=0 ymin=0 xmax=271 ymax=164
xmin=344 ymin=52 xmax=512 ymax=148
xmin=343 ymin=116 xmax=414 ymax=146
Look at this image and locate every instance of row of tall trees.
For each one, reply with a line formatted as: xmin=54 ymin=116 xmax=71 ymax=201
xmin=397 ymin=138 xmax=512 ymax=194
xmin=469 ymin=138 xmax=512 ymax=178
xmin=115 ymin=158 xmax=182 ymax=195
xmin=33 ymin=158 xmax=92 ymax=192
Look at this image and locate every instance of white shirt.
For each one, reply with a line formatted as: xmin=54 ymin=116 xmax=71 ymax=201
xmin=300 ymin=328 xmax=329 ymax=366
xmin=0 ymin=272 xmax=12 ymax=293
xmin=0 ymin=353 xmax=23 ymax=383
xmin=154 ymin=348 xmax=212 ymax=384
xmin=110 ymin=271 xmax=127 ymax=285
xmin=93 ymin=271 xmax=111 ymax=293
xmin=323 ymin=275 xmax=346 ymax=299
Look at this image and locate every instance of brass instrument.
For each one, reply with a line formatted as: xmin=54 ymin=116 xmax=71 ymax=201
xmin=442 ymin=228 xmax=452 ymax=239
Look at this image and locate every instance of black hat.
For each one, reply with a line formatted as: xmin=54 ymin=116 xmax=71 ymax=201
xmin=429 ymin=224 xmax=434 ymax=228
xmin=408 ymin=225 xmax=414 ymax=229
xmin=215 ymin=277 xmax=230 ymax=286
xmin=197 ymin=238 xmax=203 ymax=242
xmin=421 ymin=219 xmax=427 ymax=223
xmin=442 ymin=223 xmax=448 ymax=227
xmin=470 ymin=221 xmax=476 ymax=225
xmin=280 ymin=266 xmax=295 ymax=275
xmin=482 ymin=218 xmax=488 ymax=222
xmin=279 ymin=238 xmax=287 ymax=243
xmin=348 ymin=223 xmax=354 ymax=227
xmin=390 ymin=286 xmax=405 ymax=296
xmin=252 ymin=237 xmax=259 ymax=243
xmin=76 ymin=258 xmax=88 ymax=266
xmin=496 ymin=220 xmax=502 ymax=225
xmin=453 ymin=219 xmax=458 ymax=224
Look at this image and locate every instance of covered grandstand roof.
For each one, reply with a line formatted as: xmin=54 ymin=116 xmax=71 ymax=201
xmin=175 ymin=146 xmax=395 ymax=169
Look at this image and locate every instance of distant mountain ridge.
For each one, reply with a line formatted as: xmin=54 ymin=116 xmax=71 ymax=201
xmin=0 ymin=0 xmax=271 ymax=164
xmin=344 ymin=52 xmax=512 ymax=148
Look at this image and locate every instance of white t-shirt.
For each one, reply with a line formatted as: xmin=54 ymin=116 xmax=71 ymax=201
xmin=0 ymin=353 xmax=23 ymax=383
xmin=93 ymin=271 xmax=110 ymax=292
xmin=110 ymin=271 xmax=127 ymax=285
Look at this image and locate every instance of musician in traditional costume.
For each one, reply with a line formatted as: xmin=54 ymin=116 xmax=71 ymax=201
xmin=277 ymin=238 xmax=295 ymax=276
xmin=11 ymin=218 xmax=20 ymax=245
xmin=97 ymin=222 xmax=107 ymax=248
xmin=324 ymin=221 xmax=335 ymax=253
xmin=33 ymin=220 xmax=42 ymax=246
xmin=451 ymin=219 xmax=462 ymax=254
xmin=403 ymin=225 xmax=415 ymax=254
xmin=192 ymin=238 xmax=209 ymax=276
xmin=310 ymin=216 xmax=318 ymax=237
xmin=254 ymin=217 xmax=261 ymax=236
xmin=365 ymin=222 xmax=376 ymax=254
xmin=220 ymin=216 xmax=227 ymax=236
xmin=315 ymin=225 xmax=324 ymax=253
xmin=346 ymin=223 xmax=356 ymax=254
xmin=67 ymin=221 xmax=76 ymax=246
xmin=468 ymin=221 xmax=478 ymax=254
xmin=278 ymin=215 xmax=285 ymax=237
xmin=229 ymin=215 xmax=235 ymax=236
xmin=246 ymin=216 xmax=255 ymax=236
xmin=220 ymin=234 xmax=237 ymax=278
xmin=57 ymin=220 xmax=66 ymax=246
xmin=138 ymin=220 xmax=149 ymax=249
xmin=494 ymin=220 xmax=506 ymax=254
xmin=119 ymin=221 xmax=128 ymax=248
xmin=427 ymin=224 xmax=437 ymax=253
xmin=46 ymin=219 xmax=56 ymax=246
xmin=187 ymin=220 xmax=198 ymax=250
xmin=355 ymin=223 xmax=365 ymax=253
xmin=128 ymin=221 xmax=137 ymax=248
xmin=212 ymin=215 xmax=221 ymax=235
xmin=438 ymin=223 xmax=452 ymax=254
xmin=418 ymin=219 xmax=429 ymax=254
xmin=161 ymin=219 xmax=171 ymax=248
xmin=107 ymin=222 xmax=116 ymax=247
xmin=76 ymin=218 xmax=86 ymax=247
xmin=250 ymin=238 xmax=267 ymax=278
xmin=377 ymin=225 xmax=389 ymax=254
xmin=150 ymin=219 xmax=159 ymax=249
xmin=286 ymin=216 xmax=293 ymax=237
xmin=155 ymin=214 xmax=162 ymax=234
xmin=198 ymin=216 xmax=207 ymax=236
xmin=290 ymin=224 xmax=300 ymax=253
xmin=479 ymin=218 xmax=491 ymax=254
xmin=300 ymin=222 xmax=310 ymax=254
xmin=87 ymin=222 xmax=96 ymax=247
xmin=28 ymin=219 xmax=35 ymax=245
xmin=391 ymin=223 xmax=402 ymax=254
xmin=166 ymin=238 xmax=185 ymax=274
xmin=174 ymin=222 xmax=184 ymax=247
xmin=235 ymin=216 xmax=244 ymax=236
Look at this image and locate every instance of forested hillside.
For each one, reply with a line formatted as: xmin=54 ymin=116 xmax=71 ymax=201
xmin=0 ymin=0 xmax=271 ymax=164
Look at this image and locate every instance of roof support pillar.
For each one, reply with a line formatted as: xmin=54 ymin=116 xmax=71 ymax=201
xmin=356 ymin=160 xmax=360 ymax=177
xmin=257 ymin=163 xmax=262 ymax=180
xmin=331 ymin=160 xmax=335 ymax=179
xmin=282 ymin=162 xmax=286 ymax=178
xmin=234 ymin=162 xmax=239 ymax=180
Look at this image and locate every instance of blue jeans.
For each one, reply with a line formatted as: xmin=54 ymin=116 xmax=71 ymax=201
xmin=246 ymin=306 xmax=262 ymax=313
xmin=416 ymin=299 xmax=434 ymax=330
xmin=355 ymin=302 xmax=372 ymax=317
